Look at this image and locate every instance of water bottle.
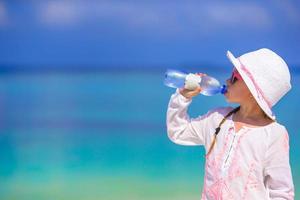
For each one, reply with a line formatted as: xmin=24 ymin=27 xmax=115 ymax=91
xmin=164 ymin=69 xmax=227 ymax=96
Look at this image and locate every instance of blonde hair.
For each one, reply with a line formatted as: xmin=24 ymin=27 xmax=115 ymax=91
xmin=206 ymin=107 xmax=240 ymax=157
xmin=205 ymin=107 xmax=276 ymax=157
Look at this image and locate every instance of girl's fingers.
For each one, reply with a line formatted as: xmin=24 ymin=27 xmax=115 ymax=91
xmin=180 ymin=86 xmax=202 ymax=98
xmin=187 ymin=87 xmax=201 ymax=96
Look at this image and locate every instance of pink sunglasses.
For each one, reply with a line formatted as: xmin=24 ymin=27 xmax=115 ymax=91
xmin=230 ymin=69 xmax=243 ymax=84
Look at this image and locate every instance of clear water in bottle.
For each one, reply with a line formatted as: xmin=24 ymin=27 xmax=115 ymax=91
xmin=164 ymin=69 xmax=227 ymax=96
xmin=164 ymin=69 xmax=187 ymax=88
xmin=199 ymin=75 xmax=227 ymax=96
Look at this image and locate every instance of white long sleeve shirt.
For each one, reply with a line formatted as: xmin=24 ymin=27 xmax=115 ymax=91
xmin=166 ymin=90 xmax=294 ymax=200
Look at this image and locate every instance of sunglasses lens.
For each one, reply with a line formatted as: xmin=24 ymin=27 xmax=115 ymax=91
xmin=233 ymin=77 xmax=237 ymax=83
xmin=230 ymin=70 xmax=241 ymax=84
xmin=230 ymin=73 xmax=234 ymax=83
xmin=230 ymin=72 xmax=238 ymax=84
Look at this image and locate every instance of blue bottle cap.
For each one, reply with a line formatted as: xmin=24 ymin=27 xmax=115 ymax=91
xmin=220 ymin=85 xmax=227 ymax=94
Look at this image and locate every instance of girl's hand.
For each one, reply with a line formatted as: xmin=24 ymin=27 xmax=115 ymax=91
xmin=179 ymin=73 xmax=207 ymax=99
xmin=179 ymin=86 xmax=202 ymax=99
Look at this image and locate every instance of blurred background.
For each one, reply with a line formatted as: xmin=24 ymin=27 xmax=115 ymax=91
xmin=0 ymin=1 xmax=299 ymax=199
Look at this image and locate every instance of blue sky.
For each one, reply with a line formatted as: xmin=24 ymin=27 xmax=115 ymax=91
xmin=0 ymin=0 xmax=299 ymax=69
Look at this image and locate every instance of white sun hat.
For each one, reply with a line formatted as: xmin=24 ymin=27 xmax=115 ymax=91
xmin=226 ymin=48 xmax=292 ymax=120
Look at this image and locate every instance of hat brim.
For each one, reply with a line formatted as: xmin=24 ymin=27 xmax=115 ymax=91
xmin=226 ymin=50 xmax=276 ymax=120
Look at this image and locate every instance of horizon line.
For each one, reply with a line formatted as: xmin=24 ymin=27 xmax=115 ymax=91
xmin=0 ymin=64 xmax=299 ymax=74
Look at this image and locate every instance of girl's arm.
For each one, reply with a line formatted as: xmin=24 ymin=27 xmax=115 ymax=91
xmin=166 ymin=89 xmax=216 ymax=146
xmin=263 ymin=127 xmax=295 ymax=199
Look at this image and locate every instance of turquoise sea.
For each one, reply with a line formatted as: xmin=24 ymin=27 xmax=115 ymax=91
xmin=0 ymin=68 xmax=299 ymax=200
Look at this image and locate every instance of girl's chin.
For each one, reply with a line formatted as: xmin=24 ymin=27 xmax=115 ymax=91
xmin=224 ymin=92 xmax=229 ymax=98
xmin=224 ymin=93 xmax=232 ymax=102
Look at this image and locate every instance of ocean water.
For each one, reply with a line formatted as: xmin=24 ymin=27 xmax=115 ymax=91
xmin=0 ymin=69 xmax=299 ymax=200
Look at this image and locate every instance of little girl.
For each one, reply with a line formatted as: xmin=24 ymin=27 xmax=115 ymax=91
xmin=166 ymin=48 xmax=294 ymax=199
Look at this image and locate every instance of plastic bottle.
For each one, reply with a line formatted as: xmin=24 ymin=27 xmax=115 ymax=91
xmin=164 ymin=69 xmax=227 ymax=96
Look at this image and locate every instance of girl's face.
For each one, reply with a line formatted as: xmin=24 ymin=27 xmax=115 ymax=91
xmin=224 ymin=69 xmax=253 ymax=104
